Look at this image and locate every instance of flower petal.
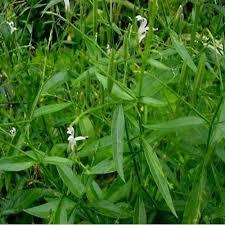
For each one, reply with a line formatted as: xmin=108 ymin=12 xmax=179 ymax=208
xmin=67 ymin=127 xmax=74 ymax=135
xmin=136 ymin=15 xmax=144 ymax=21
xmin=74 ymin=136 xmax=89 ymax=141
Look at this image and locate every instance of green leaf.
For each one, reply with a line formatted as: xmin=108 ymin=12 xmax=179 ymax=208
xmin=78 ymin=136 xmax=112 ymax=159
xmin=79 ymin=116 xmax=95 ymax=138
xmin=147 ymin=58 xmax=170 ymax=70
xmin=57 ymin=165 xmax=85 ymax=198
xmin=140 ymin=96 xmax=167 ymax=107
xmin=211 ymin=100 xmax=225 ymax=144
xmin=78 ymin=135 xmax=112 ymax=157
xmin=183 ymin=168 xmax=206 ymax=223
xmin=145 ymin=116 xmax=205 ymax=130
xmin=107 ymin=49 xmax=116 ymax=94
xmin=112 ymin=105 xmax=125 ymax=182
xmin=50 ymin=144 xmax=67 ymax=157
xmin=42 ymin=71 xmax=69 ymax=94
xmin=24 ymin=200 xmax=58 ymax=219
xmin=192 ymin=53 xmax=206 ymax=101
xmin=89 ymin=159 xmax=116 ymax=174
xmin=89 ymin=200 xmax=132 ymax=218
xmin=112 ymin=22 xmax=122 ymax=35
xmin=96 ymin=73 xmax=134 ymax=100
xmin=216 ymin=147 xmax=225 ymax=163
xmin=33 ymin=103 xmax=71 ymax=118
xmin=133 ymin=197 xmax=147 ymax=224
xmin=0 ymin=156 xmax=34 ymax=171
xmin=54 ymin=197 xmax=67 ymax=224
xmin=142 ymin=138 xmax=177 ymax=217
xmin=43 ymin=156 xmax=73 ymax=167
xmin=105 ymin=177 xmax=131 ymax=203
xmin=24 ymin=198 xmax=74 ymax=219
xmin=170 ymin=31 xmax=197 ymax=73
xmin=86 ymin=180 xmax=104 ymax=202
xmin=42 ymin=0 xmax=62 ymax=14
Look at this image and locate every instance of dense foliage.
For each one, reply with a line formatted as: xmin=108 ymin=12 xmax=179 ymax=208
xmin=1 ymin=0 xmax=225 ymax=223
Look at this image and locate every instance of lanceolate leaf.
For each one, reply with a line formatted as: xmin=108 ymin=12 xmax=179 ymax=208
xmin=145 ymin=116 xmax=205 ymax=130
xmin=57 ymin=165 xmax=85 ymax=198
xmin=33 ymin=103 xmax=71 ymax=118
xmin=43 ymin=156 xmax=73 ymax=167
xmin=54 ymin=197 xmax=67 ymax=224
xmin=170 ymin=31 xmax=197 ymax=73
xmin=96 ymin=73 xmax=134 ymax=100
xmin=140 ymin=96 xmax=167 ymax=107
xmin=0 ymin=155 xmax=34 ymax=171
xmin=142 ymin=138 xmax=177 ymax=217
xmin=42 ymin=71 xmax=69 ymax=94
xmin=24 ymin=198 xmax=74 ymax=219
xmin=183 ymin=167 xmax=206 ymax=223
xmin=112 ymin=105 xmax=125 ymax=182
xmin=211 ymin=100 xmax=225 ymax=145
xmin=89 ymin=159 xmax=116 ymax=174
xmin=25 ymin=201 xmax=58 ymax=219
xmin=133 ymin=197 xmax=147 ymax=224
xmin=89 ymin=200 xmax=131 ymax=218
xmin=42 ymin=0 xmax=62 ymax=14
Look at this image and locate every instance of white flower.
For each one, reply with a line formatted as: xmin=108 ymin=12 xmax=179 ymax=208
xmin=136 ymin=15 xmax=149 ymax=43
xmin=10 ymin=127 xmax=16 ymax=137
xmin=64 ymin=0 xmax=70 ymax=12
xmin=67 ymin=126 xmax=88 ymax=151
xmin=7 ymin=21 xmax=17 ymax=34
xmin=136 ymin=15 xmax=158 ymax=43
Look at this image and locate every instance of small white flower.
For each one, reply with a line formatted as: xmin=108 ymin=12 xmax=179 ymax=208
xmin=67 ymin=126 xmax=88 ymax=151
xmin=136 ymin=15 xmax=158 ymax=43
xmin=64 ymin=0 xmax=70 ymax=12
xmin=7 ymin=21 xmax=17 ymax=34
xmin=136 ymin=15 xmax=149 ymax=43
xmin=10 ymin=127 xmax=16 ymax=137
